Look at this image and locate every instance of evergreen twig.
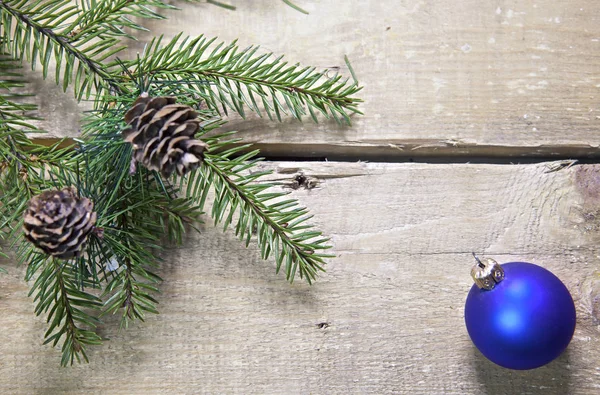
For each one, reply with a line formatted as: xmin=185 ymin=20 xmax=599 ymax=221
xmin=0 ymin=0 xmax=362 ymax=365
xmin=124 ymin=34 xmax=362 ymax=123
xmin=0 ymin=0 xmax=173 ymax=98
xmin=186 ymin=149 xmax=332 ymax=283
xmin=27 ymin=256 xmax=103 ymax=366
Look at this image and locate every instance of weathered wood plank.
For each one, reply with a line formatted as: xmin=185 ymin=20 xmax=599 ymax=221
xmin=33 ymin=0 xmax=600 ymax=158
xmin=1 ymin=161 xmax=599 ymax=394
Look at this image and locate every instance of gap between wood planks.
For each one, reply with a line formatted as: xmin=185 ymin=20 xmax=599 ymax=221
xmin=31 ymin=137 xmax=600 ymax=165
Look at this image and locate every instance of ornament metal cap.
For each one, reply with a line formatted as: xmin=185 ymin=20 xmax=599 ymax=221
xmin=471 ymin=254 xmax=505 ymax=290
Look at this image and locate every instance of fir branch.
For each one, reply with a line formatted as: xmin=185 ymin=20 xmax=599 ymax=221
xmin=73 ymin=0 xmax=171 ymax=40
xmin=1 ymin=125 xmax=97 ymax=365
xmin=0 ymin=0 xmax=121 ymax=96
xmin=0 ymin=55 xmax=73 ymax=241
xmin=0 ymin=53 xmax=100 ymax=361
xmin=27 ymin=255 xmax=103 ymax=366
xmin=0 ymin=0 xmax=172 ymax=98
xmin=187 ymin=146 xmax=332 ymax=283
xmin=79 ymin=95 xmax=207 ymax=328
xmin=0 ymin=1 xmax=363 ymax=365
xmin=125 ymin=34 xmax=363 ymax=124
xmin=100 ymin=236 xmax=161 ymax=330
xmin=76 ymin=146 xmax=165 ymax=328
xmin=0 ymin=212 xmax=7 ymax=273
xmin=0 ymin=131 xmax=75 ymax=240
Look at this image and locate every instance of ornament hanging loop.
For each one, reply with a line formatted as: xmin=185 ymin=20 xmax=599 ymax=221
xmin=471 ymin=254 xmax=505 ymax=290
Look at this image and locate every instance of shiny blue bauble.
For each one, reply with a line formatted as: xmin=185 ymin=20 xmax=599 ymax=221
xmin=465 ymin=262 xmax=576 ymax=370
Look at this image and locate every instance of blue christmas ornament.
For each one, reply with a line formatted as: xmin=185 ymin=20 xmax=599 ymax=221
xmin=464 ymin=256 xmax=576 ymax=370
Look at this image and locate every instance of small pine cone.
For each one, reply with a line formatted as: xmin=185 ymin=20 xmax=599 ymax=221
xmin=122 ymin=93 xmax=209 ymax=178
xmin=23 ymin=187 xmax=97 ymax=260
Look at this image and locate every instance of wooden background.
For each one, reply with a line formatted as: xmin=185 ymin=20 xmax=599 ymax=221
xmin=2 ymin=0 xmax=600 ymax=393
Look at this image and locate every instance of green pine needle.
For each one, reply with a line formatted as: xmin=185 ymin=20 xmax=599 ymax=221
xmin=206 ymin=0 xmax=236 ymax=10
xmin=29 ymin=256 xmax=103 ymax=366
xmin=282 ymin=0 xmax=309 ymax=14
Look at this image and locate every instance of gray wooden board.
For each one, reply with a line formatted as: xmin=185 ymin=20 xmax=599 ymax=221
xmin=1 ymin=161 xmax=600 ymax=394
xmin=33 ymin=0 xmax=600 ymax=158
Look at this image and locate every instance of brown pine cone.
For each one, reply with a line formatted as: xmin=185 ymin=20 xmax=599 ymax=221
xmin=122 ymin=93 xmax=209 ymax=178
xmin=23 ymin=187 xmax=97 ymax=259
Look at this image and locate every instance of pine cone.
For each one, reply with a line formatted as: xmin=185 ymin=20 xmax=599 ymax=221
xmin=122 ymin=93 xmax=209 ymax=178
xmin=23 ymin=187 xmax=97 ymax=259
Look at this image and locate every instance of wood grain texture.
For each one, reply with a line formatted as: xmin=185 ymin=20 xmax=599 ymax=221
xmin=5 ymin=1 xmax=600 ymax=393
xmin=1 ymin=161 xmax=600 ymax=394
xmin=35 ymin=0 xmax=600 ymax=158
